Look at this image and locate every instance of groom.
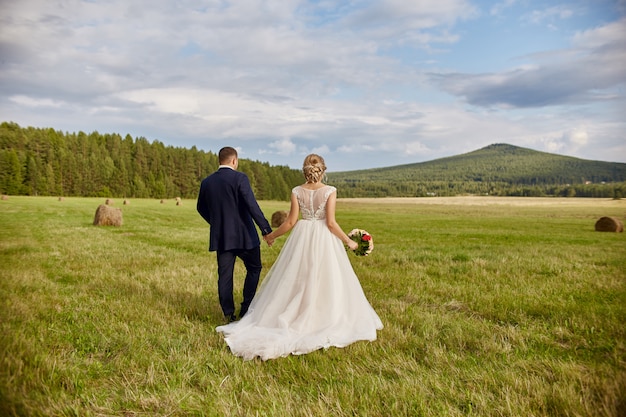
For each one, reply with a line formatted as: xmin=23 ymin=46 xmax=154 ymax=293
xmin=197 ymin=147 xmax=272 ymax=323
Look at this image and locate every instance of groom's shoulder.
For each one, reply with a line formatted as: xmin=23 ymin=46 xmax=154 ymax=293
xmin=214 ymin=168 xmax=240 ymax=177
xmin=218 ymin=169 xmax=251 ymax=186
xmin=232 ymin=170 xmax=250 ymax=181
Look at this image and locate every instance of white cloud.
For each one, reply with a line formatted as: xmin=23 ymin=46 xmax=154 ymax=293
xmin=535 ymin=127 xmax=589 ymax=156
xmin=267 ymin=138 xmax=297 ymax=156
xmin=565 ymin=128 xmax=589 ymax=147
xmin=434 ymin=17 xmax=626 ymax=108
xmin=522 ymin=5 xmax=576 ymax=25
xmin=9 ymin=95 xmax=65 ymax=108
xmin=573 ymin=16 xmax=626 ymax=49
xmin=543 ymin=140 xmax=563 ymax=153
xmin=0 ymin=0 xmax=624 ymax=170
xmin=490 ymin=0 xmax=518 ymax=17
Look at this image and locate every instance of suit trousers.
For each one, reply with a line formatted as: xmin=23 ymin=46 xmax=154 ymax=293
xmin=216 ymin=247 xmax=262 ymax=318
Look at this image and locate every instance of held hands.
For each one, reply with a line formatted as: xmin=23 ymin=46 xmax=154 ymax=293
xmin=263 ymin=234 xmax=275 ymax=247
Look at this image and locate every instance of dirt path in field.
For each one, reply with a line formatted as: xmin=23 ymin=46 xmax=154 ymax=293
xmin=340 ymin=196 xmax=626 ymax=208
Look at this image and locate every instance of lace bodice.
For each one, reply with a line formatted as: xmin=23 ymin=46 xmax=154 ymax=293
xmin=293 ymin=185 xmax=336 ymax=221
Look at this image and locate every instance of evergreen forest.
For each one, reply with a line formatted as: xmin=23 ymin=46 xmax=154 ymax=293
xmin=0 ymin=122 xmax=302 ymax=201
xmin=1 ymin=122 xmax=625 ymax=200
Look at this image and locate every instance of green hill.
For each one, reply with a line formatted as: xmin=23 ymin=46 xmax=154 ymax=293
xmin=327 ymin=144 xmax=626 ymax=198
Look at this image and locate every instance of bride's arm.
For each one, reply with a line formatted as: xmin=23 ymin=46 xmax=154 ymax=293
xmin=325 ymin=191 xmax=358 ymax=251
xmin=264 ymin=192 xmax=299 ymax=246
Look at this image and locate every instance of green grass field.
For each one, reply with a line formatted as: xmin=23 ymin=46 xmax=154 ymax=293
xmin=1 ymin=195 xmax=624 ymax=416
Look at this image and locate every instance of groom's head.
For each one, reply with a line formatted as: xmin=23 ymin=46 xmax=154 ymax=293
xmin=219 ymin=147 xmax=238 ymax=169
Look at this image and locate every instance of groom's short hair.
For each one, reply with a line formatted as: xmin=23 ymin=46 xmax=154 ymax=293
xmin=219 ymin=147 xmax=238 ymax=164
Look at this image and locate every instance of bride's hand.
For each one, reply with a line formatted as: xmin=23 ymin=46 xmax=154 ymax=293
xmin=347 ymin=240 xmax=358 ymax=251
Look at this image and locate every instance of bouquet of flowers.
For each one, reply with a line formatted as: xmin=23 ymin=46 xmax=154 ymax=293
xmin=347 ymin=229 xmax=374 ymax=256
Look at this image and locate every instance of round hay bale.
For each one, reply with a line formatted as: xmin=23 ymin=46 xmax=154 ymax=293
xmin=58 ymin=197 xmax=65 ymax=202
xmin=595 ymin=216 xmax=623 ymax=232
xmin=160 ymin=199 xmax=165 ymax=204
xmin=105 ymin=198 xmax=114 ymax=205
xmin=123 ymin=199 xmax=130 ymax=205
xmin=93 ymin=204 xmax=123 ymax=227
xmin=271 ymin=210 xmax=288 ymax=228
xmin=1 ymin=195 xmax=8 ymax=200
xmin=176 ymin=200 xmax=182 ymax=206
xmin=175 ymin=196 xmax=181 ymax=202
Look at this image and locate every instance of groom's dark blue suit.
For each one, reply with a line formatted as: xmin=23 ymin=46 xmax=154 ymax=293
xmin=197 ymin=166 xmax=272 ymax=320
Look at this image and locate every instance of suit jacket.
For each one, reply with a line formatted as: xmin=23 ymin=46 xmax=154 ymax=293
xmin=197 ymin=167 xmax=272 ymax=252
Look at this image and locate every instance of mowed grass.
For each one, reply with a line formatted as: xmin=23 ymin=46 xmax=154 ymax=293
xmin=0 ymin=195 xmax=624 ymax=417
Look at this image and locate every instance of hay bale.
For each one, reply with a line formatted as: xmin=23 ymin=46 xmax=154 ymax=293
xmin=271 ymin=210 xmax=288 ymax=227
xmin=123 ymin=199 xmax=130 ymax=205
xmin=105 ymin=198 xmax=114 ymax=205
xmin=93 ymin=204 xmax=123 ymax=227
xmin=1 ymin=195 xmax=8 ymax=200
xmin=58 ymin=197 xmax=65 ymax=202
xmin=160 ymin=199 xmax=165 ymax=204
xmin=595 ymin=216 xmax=623 ymax=232
xmin=176 ymin=200 xmax=182 ymax=206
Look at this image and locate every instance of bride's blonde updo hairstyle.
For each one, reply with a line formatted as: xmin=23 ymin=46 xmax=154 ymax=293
xmin=302 ymin=154 xmax=327 ymax=183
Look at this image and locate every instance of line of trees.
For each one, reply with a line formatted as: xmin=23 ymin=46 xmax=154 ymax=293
xmin=2 ymin=122 xmax=624 ymax=200
xmin=0 ymin=122 xmax=302 ymax=200
xmin=328 ymin=179 xmax=625 ymax=198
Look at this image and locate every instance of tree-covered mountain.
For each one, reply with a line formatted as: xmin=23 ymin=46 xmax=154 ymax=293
xmin=1 ymin=122 xmax=624 ymax=199
xmin=327 ymin=143 xmax=626 ymax=198
xmin=0 ymin=122 xmax=302 ymax=200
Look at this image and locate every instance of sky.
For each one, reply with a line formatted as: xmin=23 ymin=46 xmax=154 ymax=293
xmin=1 ymin=0 xmax=625 ymax=172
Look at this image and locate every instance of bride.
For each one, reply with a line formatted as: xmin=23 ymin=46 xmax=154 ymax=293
xmin=216 ymin=154 xmax=383 ymax=361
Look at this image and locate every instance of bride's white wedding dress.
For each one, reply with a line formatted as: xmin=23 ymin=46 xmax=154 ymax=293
xmin=216 ymin=185 xmax=383 ymax=361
